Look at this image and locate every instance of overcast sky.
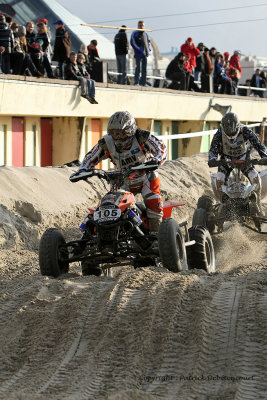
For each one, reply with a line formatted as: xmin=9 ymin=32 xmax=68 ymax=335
xmin=57 ymin=0 xmax=267 ymax=58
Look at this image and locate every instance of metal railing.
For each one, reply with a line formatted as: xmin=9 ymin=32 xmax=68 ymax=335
xmin=108 ymin=70 xmax=267 ymax=94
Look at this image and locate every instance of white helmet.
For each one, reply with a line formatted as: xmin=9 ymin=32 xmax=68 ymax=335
xmin=107 ymin=111 xmax=137 ymax=151
xmin=221 ymin=112 xmax=241 ymax=141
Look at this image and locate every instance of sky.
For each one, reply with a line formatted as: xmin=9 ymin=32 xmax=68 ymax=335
xmin=57 ymin=0 xmax=267 ymax=58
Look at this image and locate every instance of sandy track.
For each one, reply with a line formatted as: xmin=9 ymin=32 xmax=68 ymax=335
xmin=0 ymin=158 xmax=266 ymax=400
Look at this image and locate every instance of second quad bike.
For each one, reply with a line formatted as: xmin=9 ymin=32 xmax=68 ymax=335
xmin=39 ymin=165 xmax=216 ymax=278
xmin=192 ymin=158 xmax=267 ymax=233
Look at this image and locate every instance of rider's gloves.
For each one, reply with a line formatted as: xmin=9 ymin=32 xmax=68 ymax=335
xmin=258 ymin=157 xmax=267 ymax=165
xmin=69 ymin=168 xmax=89 ymax=182
xmin=208 ymin=159 xmax=219 ymax=167
xmin=145 ymin=159 xmax=160 ymax=167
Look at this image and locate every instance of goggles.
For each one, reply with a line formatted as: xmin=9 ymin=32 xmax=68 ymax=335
xmin=109 ymin=129 xmax=132 ymax=140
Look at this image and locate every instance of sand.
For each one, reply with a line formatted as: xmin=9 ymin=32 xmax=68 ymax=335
xmin=0 ymin=154 xmax=266 ymax=400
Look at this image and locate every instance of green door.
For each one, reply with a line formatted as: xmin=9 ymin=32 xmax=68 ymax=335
xmin=202 ymin=121 xmax=210 ymax=152
xmin=154 ymin=120 xmax=161 ymax=136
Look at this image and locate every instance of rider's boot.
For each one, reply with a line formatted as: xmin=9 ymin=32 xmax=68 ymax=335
xmin=250 ymin=174 xmax=263 ymax=215
xmin=148 ymin=218 xmax=162 ymax=234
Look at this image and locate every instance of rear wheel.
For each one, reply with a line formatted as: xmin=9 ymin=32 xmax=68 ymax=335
xmin=187 ymin=226 xmax=216 ymax=273
xmin=39 ymin=228 xmax=69 ymax=277
xmin=158 ymin=218 xmax=188 ymax=272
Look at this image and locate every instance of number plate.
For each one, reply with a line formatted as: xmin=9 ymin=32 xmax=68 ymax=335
xmin=93 ymin=205 xmax=121 ymax=223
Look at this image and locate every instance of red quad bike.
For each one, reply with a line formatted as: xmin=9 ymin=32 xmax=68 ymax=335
xmin=39 ymin=164 xmax=216 ymax=278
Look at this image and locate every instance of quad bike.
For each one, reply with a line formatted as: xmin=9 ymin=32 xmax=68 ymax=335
xmin=39 ymin=164 xmax=216 ymax=278
xmin=192 ymin=158 xmax=267 ymax=233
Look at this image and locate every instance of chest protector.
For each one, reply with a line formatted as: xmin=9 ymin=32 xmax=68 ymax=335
xmin=222 ymin=131 xmax=248 ymax=158
xmin=103 ymin=134 xmax=147 ymax=169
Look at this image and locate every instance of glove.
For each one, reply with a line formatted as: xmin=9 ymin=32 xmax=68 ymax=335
xmin=208 ymin=159 xmax=219 ymax=167
xmin=69 ymin=168 xmax=92 ymax=182
xmin=258 ymin=158 xmax=267 ymax=166
xmin=144 ymin=159 xmax=159 ymax=167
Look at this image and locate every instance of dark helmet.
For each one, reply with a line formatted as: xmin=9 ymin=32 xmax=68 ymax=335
xmin=221 ymin=112 xmax=241 ymax=140
xmin=107 ymin=111 xmax=137 ymax=151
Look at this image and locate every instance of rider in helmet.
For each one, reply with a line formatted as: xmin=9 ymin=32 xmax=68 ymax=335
xmin=73 ymin=111 xmax=167 ymax=233
xmin=208 ymin=112 xmax=267 ymax=201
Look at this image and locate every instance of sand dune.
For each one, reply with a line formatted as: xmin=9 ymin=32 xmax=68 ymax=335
xmin=0 ymin=155 xmax=266 ymax=400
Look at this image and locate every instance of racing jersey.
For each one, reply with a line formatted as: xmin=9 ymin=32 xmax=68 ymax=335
xmin=209 ymin=125 xmax=267 ymax=161
xmin=79 ymin=129 xmax=167 ymax=170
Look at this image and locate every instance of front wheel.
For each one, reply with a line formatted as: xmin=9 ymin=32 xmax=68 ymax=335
xmin=39 ymin=228 xmax=69 ymax=277
xmin=158 ymin=218 xmax=188 ymax=272
xmin=187 ymin=226 xmax=216 ymax=273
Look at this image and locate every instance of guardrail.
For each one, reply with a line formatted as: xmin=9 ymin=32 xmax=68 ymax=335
xmin=108 ymin=71 xmax=267 ymax=93
xmin=156 ymin=123 xmax=264 ymax=140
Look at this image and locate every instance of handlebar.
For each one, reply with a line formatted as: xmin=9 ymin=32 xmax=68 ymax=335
xmin=208 ymin=158 xmax=267 ymax=169
xmin=69 ymin=162 xmax=159 ymax=183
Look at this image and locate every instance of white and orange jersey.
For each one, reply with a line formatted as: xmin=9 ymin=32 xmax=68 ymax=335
xmin=79 ymin=129 xmax=167 ymax=170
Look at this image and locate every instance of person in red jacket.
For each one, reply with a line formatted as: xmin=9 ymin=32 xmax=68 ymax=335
xmin=229 ymin=50 xmax=242 ymax=88
xmin=180 ymin=37 xmax=200 ymax=73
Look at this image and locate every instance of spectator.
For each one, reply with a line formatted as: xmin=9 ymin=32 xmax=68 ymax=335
xmin=180 ymin=37 xmax=200 ymax=75
xmin=213 ymin=53 xmax=233 ymax=95
xmin=229 ymin=50 xmax=242 ymax=89
xmin=114 ymin=25 xmax=128 ymax=85
xmin=37 ymin=18 xmax=52 ymax=62
xmin=209 ymin=47 xmax=217 ymax=71
xmin=0 ymin=14 xmax=14 ymax=74
xmin=52 ymin=19 xmax=71 ymax=78
xmin=251 ymin=68 xmax=264 ymax=98
xmin=65 ymin=51 xmax=98 ymax=104
xmin=25 ymin=21 xmax=35 ymax=46
xmin=224 ymin=51 xmax=230 ymax=72
xmin=77 ymin=52 xmax=97 ymax=103
xmin=36 ymin=22 xmax=49 ymax=54
xmin=87 ymin=39 xmax=100 ymax=62
xmin=5 ymin=16 xmax=13 ymax=27
xmin=87 ymin=39 xmax=103 ymax=82
xmin=227 ymin=66 xmax=238 ymax=94
xmin=13 ymin=25 xmax=42 ymax=77
xmin=165 ymin=51 xmax=188 ymax=90
xmin=238 ymin=79 xmax=252 ymax=96
xmin=28 ymin=38 xmax=54 ymax=78
xmin=260 ymin=70 xmax=267 ymax=96
xmin=130 ymin=20 xmax=151 ymax=86
xmin=78 ymin=43 xmax=91 ymax=72
xmin=194 ymin=42 xmax=205 ymax=84
xmin=201 ymin=47 xmax=213 ymax=92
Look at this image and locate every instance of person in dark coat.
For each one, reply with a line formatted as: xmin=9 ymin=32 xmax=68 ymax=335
xmin=0 ymin=14 xmax=14 ymax=74
xmin=250 ymin=68 xmax=264 ymax=98
xmin=114 ymin=25 xmax=128 ymax=84
xmin=52 ymin=19 xmax=71 ymax=78
xmin=25 ymin=21 xmax=36 ymax=46
xmin=165 ymin=52 xmax=188 ymax=90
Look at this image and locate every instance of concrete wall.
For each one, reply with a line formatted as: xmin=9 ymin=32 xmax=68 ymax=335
xmin=1 ymin=76 xmax=267 ymax=167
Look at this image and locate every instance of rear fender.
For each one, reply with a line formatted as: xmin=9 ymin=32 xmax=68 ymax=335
xmin=163 ymin=200 xmax=185 ymax=218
